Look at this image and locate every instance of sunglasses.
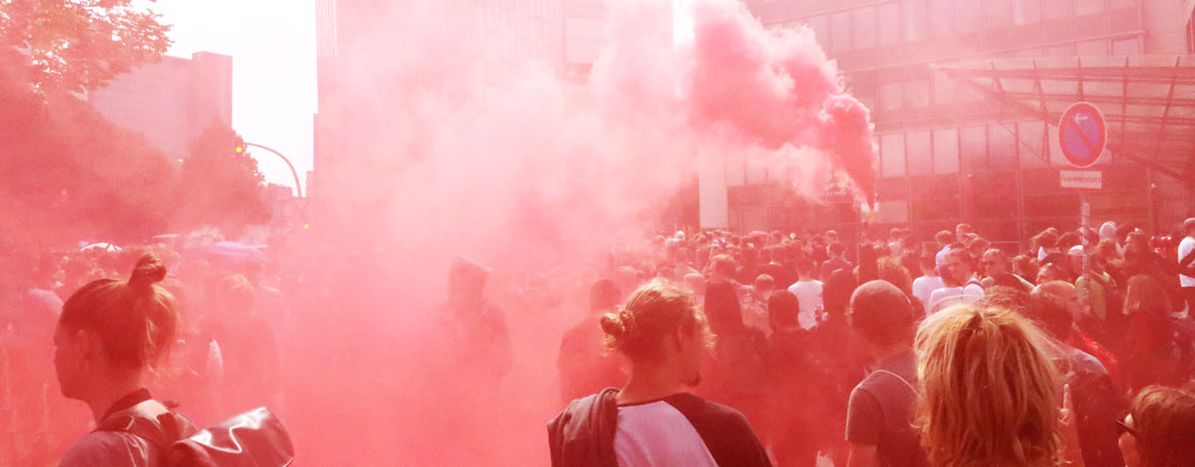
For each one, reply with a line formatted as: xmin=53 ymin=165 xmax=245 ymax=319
xmin=1115 ymin=418 xmax=1138 ymax=438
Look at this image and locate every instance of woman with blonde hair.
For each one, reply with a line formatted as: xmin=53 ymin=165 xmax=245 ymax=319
xmin=915 ymin=304 xmax=1081 ymax=466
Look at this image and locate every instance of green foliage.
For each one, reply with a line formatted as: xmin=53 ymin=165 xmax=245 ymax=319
xmin=0 ymin=49 xmax=176 ymax=244
xmin=0 ymin=0 xmax=171 ymax=94
xmin=176 ymin=124 xmax=272 ymax=237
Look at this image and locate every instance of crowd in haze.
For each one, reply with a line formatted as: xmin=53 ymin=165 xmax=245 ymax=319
xmin=1 ymin=217 xmax=1194 ymax=465
xmin=552 ymin=217 xmax=1195 ymax=466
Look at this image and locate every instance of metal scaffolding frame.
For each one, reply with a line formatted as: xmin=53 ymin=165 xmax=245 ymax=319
xmin=938 ymin=55 xmax=1195 ymax=182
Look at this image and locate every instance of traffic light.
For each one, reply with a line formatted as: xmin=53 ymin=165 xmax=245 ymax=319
xmin=233 ymin=136 xmax=246 ymax=156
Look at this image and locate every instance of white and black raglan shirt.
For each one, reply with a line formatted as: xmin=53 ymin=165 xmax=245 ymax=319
xmin=614 ymin=393 xmax=770 ymax=467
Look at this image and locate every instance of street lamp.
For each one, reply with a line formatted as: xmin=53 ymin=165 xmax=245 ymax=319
xmin=242 ymin=142 xmax=304 ymax=199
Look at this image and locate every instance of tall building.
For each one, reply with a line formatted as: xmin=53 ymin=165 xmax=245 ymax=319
xmin=739 ymin=0 xmax=1195 ymax=244
xmin=87 ymin=52 xmax=233 ymax=161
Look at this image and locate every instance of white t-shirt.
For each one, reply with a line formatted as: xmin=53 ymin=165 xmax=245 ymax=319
xmin=787 ymin=280 xmax=824 ymax=330
xmin=911 ymin=275 xmax=946 ymax=310
xmin=935 ymin=245 xmax=951 ymax=268
xmin=1179 ymin=236 xmax=1195 ymax=288
xmin=928 ymin=283 xmax=984 ymax=313
xmin=615 ymin=401 xmax=717 ymax=467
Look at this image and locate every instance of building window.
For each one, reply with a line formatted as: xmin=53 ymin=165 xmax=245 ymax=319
xmin=904 ymin=80 xmax=930 ymax=108
xmin=1013 ymin=0 xmax=1042 ymax=25
xmin=1108 ymin=0 xmax=1135 ymax=7
xmin=1077 ymin=39 xmax=1108 ymax=55
xmin=903 ymin=0 xmax=928 ymax=42
xmin=1018 ymin=121 xmax=1047 ymax=167
xmin=807 ymin=15 xmax=830 ymax=45
xmin=1110 ymin=36 xmax=1143 ymax=55
xmin=986 ymin=0 xmax=1013 ymax=28
xmin=1045 ymin=0 xmax=1073 ymax=19
xmin=960 ymin=125 xmax=988 ymax=172
xmin=854 ymin=6 xmax=877 ymax=50
xmin=878 ymin=2 xmax=903 ymax=46
xmin=933 ymin=128 xmax=960 ymax=174
xmin=831 ymin=11 xmax=852 ymax=53
xmin=930 ymin=0 xmax=954 ymax=38
xmin=881 ymin=133 xmax=907 ymax=177
xmin=988 ymin=124 xmax=1018 ymax=170
xmin=932 ymin=71 xmax=957 ymax=105
xmin=1075 ymin=0 xmax=1105 ymax=15
xmin=907 ymin=130 xmax=933 ymax=175
xmin=956 ymin=0 xmax=983 ymax=32
xmin=881 ymin=82 xmax=904 ymax=111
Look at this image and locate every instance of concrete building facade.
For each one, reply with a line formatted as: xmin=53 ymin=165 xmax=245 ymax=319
xmin=88 ymin=52 xmax=233 ymax=161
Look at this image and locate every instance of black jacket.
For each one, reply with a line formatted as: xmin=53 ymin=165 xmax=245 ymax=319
xmin=548 ymin=388 xmax=620 ymax=467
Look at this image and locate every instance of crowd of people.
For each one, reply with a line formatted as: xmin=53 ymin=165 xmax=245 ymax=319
xmin=0 ymin=242 xmax=288 ymax=465
xmin=553 ymin=217 xmax=1195 ymax=466
xmin=2 ymin=216 xmax=1194 ymax=465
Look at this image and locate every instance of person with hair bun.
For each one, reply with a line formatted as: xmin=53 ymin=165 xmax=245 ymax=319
xmin=54 ymin=254 xmax=195 ymax=466
xmin=915 ymin=304 xmax=1081 ymax=467
xmin=547 ymin=279 xmax=770 ymax=467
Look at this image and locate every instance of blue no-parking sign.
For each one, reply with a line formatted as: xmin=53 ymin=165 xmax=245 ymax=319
xmin=1058 ymin=102 xmax=1107 ymax=168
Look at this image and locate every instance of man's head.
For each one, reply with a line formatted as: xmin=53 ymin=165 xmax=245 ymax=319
xmin=981 ymin=248 xmax=1011 ymax=277
xmin=795 ymin=257 xmax=814 ymax=279
xmin=935 ymin=230 xmax=954 ymax=247
xmin=941 ymin=249 xmax=974 ymax=286
xmin=753 ymin=274 xmax=775 ymax=294
xmin=767 ymin=290 xmax=800 ymax=333
xmin=848 ymin=280 xmax=915 ymax=349
xmin=708 ymin=254 xmax=737 ymax=282
xmin=828 ymin=242 xmax=846 ymax=258
xmin=955 ymin=223 xmax=974 ymax=241
xmin=600 ymin=280 xmax=712 ymax=386
xmin=1027 ymin=281 xmax=1079 ymax=341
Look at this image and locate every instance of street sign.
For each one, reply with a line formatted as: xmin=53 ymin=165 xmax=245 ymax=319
xmin=1060 ymin=170 xmax=1102 ymax=189
xmin=1058 ymin=102 xmax=1107 ymax=168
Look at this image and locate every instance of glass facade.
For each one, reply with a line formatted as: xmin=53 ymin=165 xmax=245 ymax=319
xmin=739 ymin=0 xmax=1155 ymax=242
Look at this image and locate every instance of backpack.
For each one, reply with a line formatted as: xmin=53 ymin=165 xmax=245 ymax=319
xmin=100 ymin=405 xmax=295 ymax=466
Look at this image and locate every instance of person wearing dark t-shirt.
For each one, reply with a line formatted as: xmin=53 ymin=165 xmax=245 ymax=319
xmin=547 ymin=280 xmax=770 ymax=467
xmin=844 ymin=280 xmax=928 ymax=467
xmin=765 ymin=290 xmax=818 ymax=466
xmin=558 ymin=279 xmax=625 ymax=402
xmin=1027 ymin=281 xmax=1123 ymax=467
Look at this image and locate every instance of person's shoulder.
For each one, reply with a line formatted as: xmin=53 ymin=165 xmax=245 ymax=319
xmin=664 ymin=393 xmax=753 ymax=429
xmin=60 ymin=431 xmax=148 ymax=467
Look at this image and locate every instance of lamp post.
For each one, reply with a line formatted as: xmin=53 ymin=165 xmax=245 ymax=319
xmin=242 ymin=142 xmax=304 ymax=199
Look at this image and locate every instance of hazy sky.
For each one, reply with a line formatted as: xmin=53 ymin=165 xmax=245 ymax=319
xmin=149 ymin=0 xmax=317 ymax=193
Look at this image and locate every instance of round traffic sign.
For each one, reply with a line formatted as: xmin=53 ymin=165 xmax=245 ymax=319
xmin=1058 ymin=102 xmax=1107 ymax=168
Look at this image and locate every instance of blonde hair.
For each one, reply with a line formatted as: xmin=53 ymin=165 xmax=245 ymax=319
xmin=600 ymin=279 xmax=712 ymax=362
xmin=915 ymin=304 xmax=1061 ymax=467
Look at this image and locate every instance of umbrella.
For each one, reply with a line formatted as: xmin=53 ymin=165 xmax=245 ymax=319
xmin=199 ymin=241 xmax=268 ymax=264
xmin=80 ymin=242 xmax=122 ymax=252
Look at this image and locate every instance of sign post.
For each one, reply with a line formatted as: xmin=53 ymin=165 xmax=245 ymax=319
xmin=1059 ymin=102 xmax=1107 ymax=313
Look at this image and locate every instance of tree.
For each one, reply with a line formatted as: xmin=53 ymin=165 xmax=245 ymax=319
xmin=0 ymin=0 xmax=171 ymax=94
xmin=175 ymin=124 xmax=271 ymax=237
xmin=0 ymin=48 xmax=177 ymax=245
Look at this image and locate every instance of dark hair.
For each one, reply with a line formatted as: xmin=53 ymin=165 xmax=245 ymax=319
xmin=704 ymin=281 xmax=743 ymax=334
xmin=1026 ymin=282 xmax=1074 ymax=340
xmin=980 ymin=286 xmax=1030 ymax=314
xmin=767 ymin=290 xmax=800 ymax=327
xmin=1130 ymin=386 xmax=1195 ymax=467
xmin=823 ymin=269 xmax=857 ymax=319
xmin=58 ymin=254 xmax=177 ymax=371
xmin=849 ymin=280 xmax=914 ymax=346
xmin=828 ymin=242 xmax=846 ymax=256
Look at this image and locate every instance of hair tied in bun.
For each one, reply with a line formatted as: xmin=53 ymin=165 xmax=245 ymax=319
xmin=128 ymin=254 xmax=167 ymax=291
